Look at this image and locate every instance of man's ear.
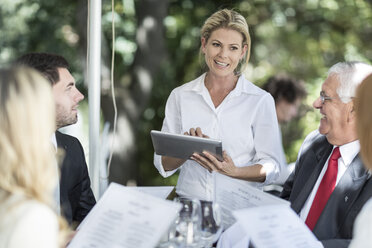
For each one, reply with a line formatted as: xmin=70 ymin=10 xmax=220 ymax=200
xmin=347 ymin=100 xmax=356 ymax=123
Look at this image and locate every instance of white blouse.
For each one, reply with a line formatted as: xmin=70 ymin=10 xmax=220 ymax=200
xmin=154 ymin=73 xmax=282 ymax=200
xmin=0 ymin=193 xmax=58 ymax=248
xmin=349 ymin=198 xmax=372 ymax=248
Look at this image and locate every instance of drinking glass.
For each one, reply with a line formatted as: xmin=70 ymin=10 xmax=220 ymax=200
xmin=162 ymin=197 xmax=202 ymax=247
xmin=198 ymin=200 xmax=223 ymax=248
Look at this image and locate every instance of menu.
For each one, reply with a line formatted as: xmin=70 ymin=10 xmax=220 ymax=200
xmin=68 ymin=183 xmax=181 ymax=248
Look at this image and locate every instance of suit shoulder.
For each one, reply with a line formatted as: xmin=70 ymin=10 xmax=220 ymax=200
xmin=56 ymin=131 xmax=82 ymax=148
xmin=311 ymin=133 xmax=329 ymax=149
xmin=299 ymin=130 xmax=329 ymax=156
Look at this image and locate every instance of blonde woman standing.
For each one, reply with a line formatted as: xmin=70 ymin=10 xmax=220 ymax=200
xmin=0 ymin=67 xmax=67 ymax=247
xmin=154 ymin=9 xmax=282 ymax=200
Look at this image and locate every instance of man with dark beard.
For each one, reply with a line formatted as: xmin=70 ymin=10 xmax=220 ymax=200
xmin=16 ymin=53 xmax=96 ymax=226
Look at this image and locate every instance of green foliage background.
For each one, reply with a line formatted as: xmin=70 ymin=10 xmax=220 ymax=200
xmin=1 ymin=0 xmax=372 ymax=186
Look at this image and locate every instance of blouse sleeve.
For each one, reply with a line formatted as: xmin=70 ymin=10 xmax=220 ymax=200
xmin=153 ymin=89 xmax=183 ymax=177
xmin=251 ymin=93 xmax=282 ymax=184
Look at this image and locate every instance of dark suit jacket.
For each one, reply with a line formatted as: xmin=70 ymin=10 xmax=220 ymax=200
xmin=56 ymin=131 xmax=96 ymax=225
xmin=281 ymin=133 xmax=372 ymax=248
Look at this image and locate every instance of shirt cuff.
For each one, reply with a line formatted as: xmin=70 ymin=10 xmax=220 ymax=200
xmin=260 ymin=160 xmax=280 ymax=185
xmin=153 ymin=153 xmax=178 ymax=177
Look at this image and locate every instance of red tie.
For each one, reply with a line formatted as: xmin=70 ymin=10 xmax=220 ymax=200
xmin=305 ymin=147 xmax=341 ymax=230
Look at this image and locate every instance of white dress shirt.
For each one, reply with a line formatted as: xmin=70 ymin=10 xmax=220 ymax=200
xmin=299 ymin=131 xmax=360 ymax=221
xmin=154 ymin=73 xmax=282 ymax=201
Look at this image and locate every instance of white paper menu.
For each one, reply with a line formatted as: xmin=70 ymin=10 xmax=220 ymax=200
xmin=130 ymin=186 xmax=174 ymax=199
xmin=68 ymin=183 xmax=181 ymax=248
xmin=233 ymin=204 xmax=322 ymax=248
xmin=214 ymin=173 xmax=290 ymax=228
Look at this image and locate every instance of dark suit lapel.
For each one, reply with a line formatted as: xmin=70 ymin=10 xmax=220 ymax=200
xmin=56 ymin=131 xmax=67 ymax=149
xmin=291 ymin=142 xmax=333 ymax=213
xmin=55 ymin=131 xmax=74 ymax=223
xmin=56 ymin=131 xmax=70 ymax=171
xmin=334 ymin=155 xmax=368 ymax=212
xmin=314 ymin=155 xmax=369 ymax=236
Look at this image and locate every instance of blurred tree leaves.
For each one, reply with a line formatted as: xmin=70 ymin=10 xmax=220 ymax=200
xmin=1 ymin=0 xmax=372 ymax=186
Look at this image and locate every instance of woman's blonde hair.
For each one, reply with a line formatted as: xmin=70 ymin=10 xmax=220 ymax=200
xmin=356 ymin=73 xmax=372 ymax=169
xmin=0 ymin=66 xmax=57 ymax=201
xmin=0 ymin=67 xmax=69 ymax=245
xmin=200 ymin=9 xmax=251 ymax=75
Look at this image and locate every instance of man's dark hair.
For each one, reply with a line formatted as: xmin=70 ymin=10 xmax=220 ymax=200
xmin=263 ymin=75 xmax=307 ymax=104
xmin=14 ymin=52 xmax=69 ymax=85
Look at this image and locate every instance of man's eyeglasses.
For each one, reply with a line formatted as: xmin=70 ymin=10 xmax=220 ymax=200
xmin=320 ymin=91 xmax=353 ymax=104
xmin=320 ymin=91 xmax=335 ymax=104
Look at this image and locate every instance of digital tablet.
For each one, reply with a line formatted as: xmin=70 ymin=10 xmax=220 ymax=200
xmin=150 ymin=130 xmax=223 ymax=161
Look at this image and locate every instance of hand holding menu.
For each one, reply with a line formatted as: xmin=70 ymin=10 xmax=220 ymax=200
xmin=68 ymin=183 xmax=181 ymax=248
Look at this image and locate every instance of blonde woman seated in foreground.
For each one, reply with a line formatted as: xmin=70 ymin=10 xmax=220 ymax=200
xmin=349 ymin=73 xmax=372 ymax=248
xmin=0 ymin=67 xmax=68 ymax=248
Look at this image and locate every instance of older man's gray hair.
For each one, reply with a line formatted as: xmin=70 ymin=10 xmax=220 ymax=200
xmin=328 ymin=61 xmax=372 ymax=103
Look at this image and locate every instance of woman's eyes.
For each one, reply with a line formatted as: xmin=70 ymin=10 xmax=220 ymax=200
xmin=211 ymin=43 xmax=239 ymax=51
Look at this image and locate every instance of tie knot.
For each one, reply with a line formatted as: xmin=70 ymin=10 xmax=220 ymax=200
xmin=331 ymin=147 xmax=341 ymax=161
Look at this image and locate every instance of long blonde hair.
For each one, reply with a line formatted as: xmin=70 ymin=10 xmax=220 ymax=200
xmin=356 ymin=73 xmax=372 ymax=169
xmin=0 ymin=66 xmax=57 ymax=202
xmin=0 ymin=67 xmax=69 ymax=245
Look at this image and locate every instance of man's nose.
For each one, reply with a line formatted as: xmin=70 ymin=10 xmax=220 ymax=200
xmin=313 ymin=97 xmax=322 ymax=109
xmin=75 ymin=89 xmax=84 ymax=102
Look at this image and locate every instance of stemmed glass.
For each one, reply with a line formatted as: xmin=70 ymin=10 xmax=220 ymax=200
xmin=167 ymin=197 xmax=202 ymax=247
xmin=198 ymin=200 xmax=223 ymax=248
